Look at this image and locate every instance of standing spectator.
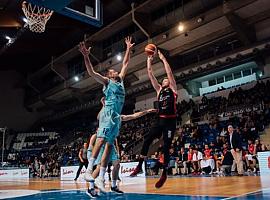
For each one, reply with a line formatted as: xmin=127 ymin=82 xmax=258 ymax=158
xmin=228 ymin=125 xmax=244 ymax=176
xmin=39 ymin=153 xmax=46 ymax=178
xmin=74 ymin=143 xmax=89 ymax=181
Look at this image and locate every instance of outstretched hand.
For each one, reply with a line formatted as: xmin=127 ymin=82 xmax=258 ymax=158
xmin=147 ymin=108 xmax=158 ymax=113
xmin=157 ymin=50 xmax=165 ymax=60
xmin=79 ymin=42 xmax=91 ymax=56
xmin=125 ymin=36 xmax=135 ymax=49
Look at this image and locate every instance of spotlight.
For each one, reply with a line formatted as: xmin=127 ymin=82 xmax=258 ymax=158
xmin=116 ymin=54 xmax=122 ymax=61
xmin=178 ymin=23 xmax=184 ymax=32
xmin=197 ymin=17 xmax=204 ymax=23
xmin=74 ymin=76 xmax=79 ymax=82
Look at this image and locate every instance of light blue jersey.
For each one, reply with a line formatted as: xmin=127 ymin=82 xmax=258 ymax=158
xmin=103 ymin=79 xmax=125 ymax=114
xmin=97 ymin=79 xmax=125 ymax=144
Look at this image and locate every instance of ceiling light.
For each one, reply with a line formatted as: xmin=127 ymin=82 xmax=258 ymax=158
xmin=116 ymin=54 xmax=122 ymax=61
xmin=178 ymin=23 xmax=184 ymax=32
xmin=74 ymin=76 xmax=79 ymax=82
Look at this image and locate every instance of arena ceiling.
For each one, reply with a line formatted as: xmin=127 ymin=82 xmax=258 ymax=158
xmin=0 ymin=0 xmax=145 ymax=73
xmin=1 ymin=0 xmax=270 ymax=117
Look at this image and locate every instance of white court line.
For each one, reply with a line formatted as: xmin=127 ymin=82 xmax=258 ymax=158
xmin=221 ymin=188 xmax=270 ymax=200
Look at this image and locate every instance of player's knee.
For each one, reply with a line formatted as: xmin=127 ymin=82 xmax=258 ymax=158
xmin=97 ymin=137 xmax=105 ymax=145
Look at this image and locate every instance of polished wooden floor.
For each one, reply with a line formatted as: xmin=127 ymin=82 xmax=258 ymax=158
xmin=1 ymin=176 xmax=270 ymax=198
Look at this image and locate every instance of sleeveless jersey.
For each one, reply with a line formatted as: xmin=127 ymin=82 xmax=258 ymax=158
xmin=158 ymin=87 xmax=177 ymax=118
xmin=103 ymin=79 xmax=125 ymax=114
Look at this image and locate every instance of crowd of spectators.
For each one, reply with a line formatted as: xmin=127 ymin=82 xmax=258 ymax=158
xmin=196 ymin=80 xmax=270 ymax=121
xmin=146 ymin=79 xmax=270 ymax=176
xmin=4 ymin=79 xmax=270 ymax=178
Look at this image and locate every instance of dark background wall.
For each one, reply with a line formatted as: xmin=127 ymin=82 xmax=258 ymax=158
xmin=0 ymin=71 xmax=45 ymax=131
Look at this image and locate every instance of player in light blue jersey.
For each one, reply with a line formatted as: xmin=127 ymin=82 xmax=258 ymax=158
xmin=79 ymin=36 xmax=134 ymax=192
xmin=86 ymin=97 xmax=157 ymax=197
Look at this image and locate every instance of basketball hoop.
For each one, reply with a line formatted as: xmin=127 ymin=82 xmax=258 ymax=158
xmin=22 ymin=1 xmax=53 ymax=33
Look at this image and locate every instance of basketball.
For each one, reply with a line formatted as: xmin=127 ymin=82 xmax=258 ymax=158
xmin=145 ymin=44 xmax=157 ymax=56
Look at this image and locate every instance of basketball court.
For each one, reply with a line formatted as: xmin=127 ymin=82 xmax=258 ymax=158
xmin=0 ymin=175 xmax=270 ymax=199
xmin=1 ymin=0 xmax=270 ymax=199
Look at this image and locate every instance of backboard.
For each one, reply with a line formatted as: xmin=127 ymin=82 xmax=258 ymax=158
xmin=26 ymin=0 xmax=103 ymax=27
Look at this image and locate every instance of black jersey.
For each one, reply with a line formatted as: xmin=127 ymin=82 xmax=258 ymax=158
xmin=158 ymin=87 xmax=177 ymax=118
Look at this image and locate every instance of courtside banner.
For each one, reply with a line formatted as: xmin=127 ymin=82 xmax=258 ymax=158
xmin=60 ymin=162 xmax=146 ymax=181
xmin=118 ymin=162 xmax=146 ymax=178
xmin=0 ymin=168 xmax=29 ymax=179
xmin=61 ymin=166 xmax=85 ymax=180
xmin=258 ymin=151 xmax=270 ymax=174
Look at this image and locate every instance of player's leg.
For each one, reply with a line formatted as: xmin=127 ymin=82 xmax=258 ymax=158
xmin=74 ymin=162 xmax=84 ymax=181
xmin=95 ymin=142 xmax=112 ymax=192
xmin=86 ymin=137 xmax=105 ymax=171
xmin=107 ymin=162 xmax=112 ymax=182
xmin=86 ymin=145 xmax=102 ymax=198
xmin=85 ymin=128 xmax=108 ymax=180
xmin=130 ymin=120 xmax=162 ymax=177
xmin=86 ymin=164 xmax=100 ymax=198
xmin=155 ymin=118 xmax=176 ymax=188
xmin=110 ymin=146 xmax=123 ymax=194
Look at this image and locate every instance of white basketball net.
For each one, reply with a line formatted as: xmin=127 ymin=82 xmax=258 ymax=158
xmin=22 ymin=1 xmax=53 ymax=33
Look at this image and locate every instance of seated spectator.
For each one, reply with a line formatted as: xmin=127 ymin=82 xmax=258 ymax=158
xmin=201 ymin=144 xmax=215 ymax=174
xmin=220 ymin=128 xmax=227 ymax=137
xmin=213 ymin=149 xmax=223 ymax=174
xmin=186 ymin=148 xmax=193 ymax=174
xmin=255 ymin=139 xmax=268 ymax=153
xmin=154 ymin=151 xmax=164 ymax=175
xmin=175 ymin=147 xmax=188 ymax=175
xmin=245 ymin=139 xmax=257 ymax=173
xmin=216 ymin=136 xmax=224 ymax=150
xmin=168 ymin=148 xmax=177 ymax=175
xmin=192 ymin=148 xmax=203 ymax=175
xmin=221 ymin=144 xmax=234 ymax=175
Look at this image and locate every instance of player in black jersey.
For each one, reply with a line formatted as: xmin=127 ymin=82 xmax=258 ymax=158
xmin=130 ymin=50 xmax=177 ymax=188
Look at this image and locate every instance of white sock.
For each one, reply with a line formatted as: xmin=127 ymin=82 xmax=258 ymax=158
xmin=99 ymin=167 xmax=106 ymax=179
xmin=89 ymin=181 xmax=94 ymax=189
xmin=87 ymin=158 xmax=96 ymax=172
xmin=111 ymin=180 xmax=117 ymax=188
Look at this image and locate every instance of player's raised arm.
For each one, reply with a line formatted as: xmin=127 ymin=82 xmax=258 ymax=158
xmin=79 ymin=42 xmax=109 ymax=85
xmin=119 ymin=36 xmax=135 ymax=80
xmin=121 ymin=109 xmax=157 ymax=122
xmin=147 ymin=55 xmax=161 ymax=94
xmin=158 ymin=50 xmax=177 ymax=93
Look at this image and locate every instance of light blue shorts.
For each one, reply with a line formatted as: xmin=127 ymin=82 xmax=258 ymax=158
xmin=97 ymin=108 xmax=121 ymax=144
xmin=95 ymin=144 xmax=119 ymax=165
